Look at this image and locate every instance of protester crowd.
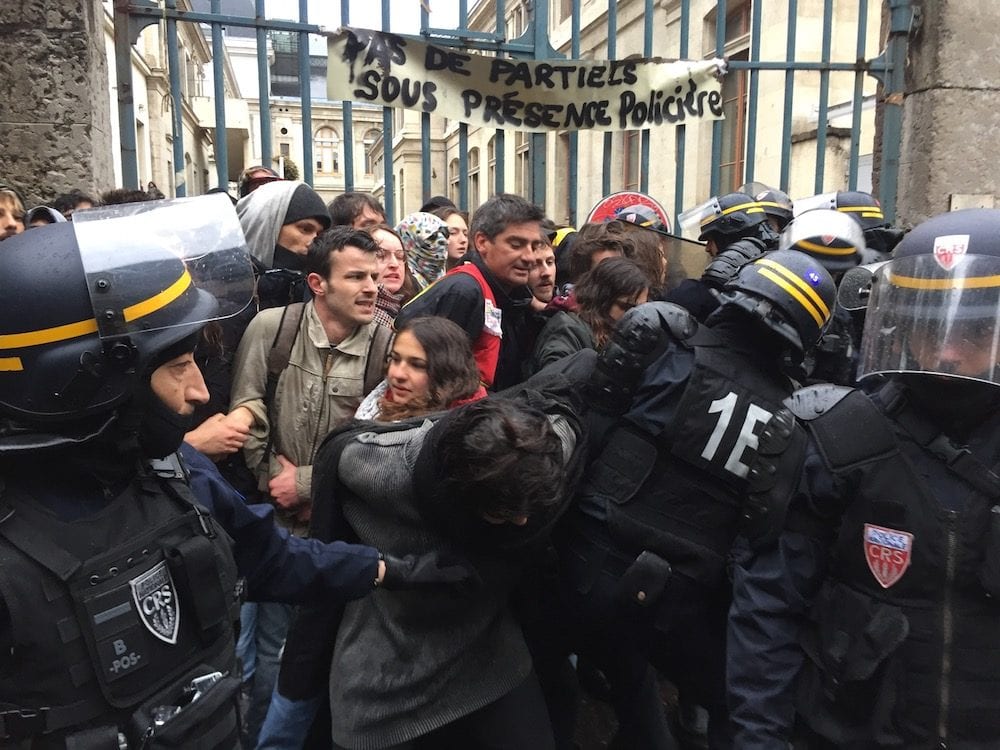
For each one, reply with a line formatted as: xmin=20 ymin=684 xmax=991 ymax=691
xmin=3 ymin=163 xmax=999 ymax=750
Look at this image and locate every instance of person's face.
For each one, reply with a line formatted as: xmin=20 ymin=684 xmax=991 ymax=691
xmin=704 ymin=237 xmax=721 ymax=258
xmin=528 ymin=247 xmax=557 ymax=302
xmin=444 ymin=213 xmax=469 ymax=260
xmin=386 ymin=329 xmax=431 ymax=406
xmin=311 ymin=245 xmax=379 ymax=328
xmin=277 ymin=217 xmax=325 ymax=255
xmin=64 ymin=201 xmax=93 ymax=220
xmin=475 ymin=220 xmax=544 ymax=289
xmin=373 ymin=228 xmax=406 ymax=294
xmin=0 ymin=200 xmax=24 ymax=241
xmin=149 ymin=352 xmax=209 ymax=415
xmin=908 ymin=321 xmax=999 ymax=379
xmin=609 ymin=288 xmax=649 ymax=323
xmin=351 ymin=204 xmax=386 ymax=229
xmin=589 ymin=248 xmax=622 ymax=269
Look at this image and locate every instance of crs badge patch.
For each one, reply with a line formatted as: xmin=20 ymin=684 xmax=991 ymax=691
xmin=864 ymin=523 xmax=914 ymax=589
xmin=932 ymin=234 xmax=969 ymax=271
xmin=130 ymin=560 xmax=180 ymax=644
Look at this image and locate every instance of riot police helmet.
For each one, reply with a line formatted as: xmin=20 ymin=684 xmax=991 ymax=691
xmin=740 ymin=182 xmax=794 ymax=231
xmin=715 ymin=249 xmax=836 ymax=357
xmin=680 ymin=192 xmax=768 ymax=243
xmin=858 ymin=208 xmax=1000 ymax=387
xmin=615 ymin=204 xmax=671 ymax=236
xmin=779 ymin=208 xmax=866 ymax=274
xmin=0 ymin=195 xmax=254 ymax=446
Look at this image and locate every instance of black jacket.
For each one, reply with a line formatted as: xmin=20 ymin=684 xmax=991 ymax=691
xmin=396 ymin=250 xmax=535 ymax=391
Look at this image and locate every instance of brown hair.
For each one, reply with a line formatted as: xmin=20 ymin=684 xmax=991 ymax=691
xmin=575 ymin=257 xmax=649 ymax=347
xmin=568 ymin=223 xmax=636 ymax=284
xmin=377 ymin=316 xmax=481 ymax=422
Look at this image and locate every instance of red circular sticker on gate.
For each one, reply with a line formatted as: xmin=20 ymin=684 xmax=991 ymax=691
xmin=586 ymin=191 xmax=672 ymax=232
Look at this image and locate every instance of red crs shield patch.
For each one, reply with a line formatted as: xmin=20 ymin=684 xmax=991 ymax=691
xmin=864 ymin=523 xmax=914 ymax=588
xmin=932 ymin=233 xmax=969 ymax=271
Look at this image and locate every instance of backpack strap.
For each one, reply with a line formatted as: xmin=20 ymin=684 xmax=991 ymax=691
xmin=262 ymin=302 xmax=305 ymax=458
xmin=363 ymin=324 xmax=392 ymax=397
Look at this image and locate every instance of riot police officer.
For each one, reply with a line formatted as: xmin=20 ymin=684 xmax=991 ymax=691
xmin=795 ymin=189 xmax=905 ymax=262
xmin=555 ymin=250 xmax=836 ymax=747
xmin=0 ymin=197 xmax=446 ymax=749
xmin=667 ymin=193 xmax=782 ymax=321
xmin=728 ymin=208 xmax=1000 ymax=748
xmin=778 ymin=208 xmax=867 ymax=385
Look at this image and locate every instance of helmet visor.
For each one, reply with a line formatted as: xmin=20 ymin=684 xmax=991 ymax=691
xmin=792 ymin=192 xmax=837 ymax=217
xmin=678 ymin=197 xmax=718 ymax=242
xmin=858 ymin=254 xmax=1000 ymax=385
xmin=72 ymin=194 xmax=255 ymax=340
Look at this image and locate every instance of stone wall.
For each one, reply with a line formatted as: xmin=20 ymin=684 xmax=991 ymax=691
xmin=896 ymin=1 xmax=1000 ymax=225
xmin=0 ymin=0 xmax=114 ymax=206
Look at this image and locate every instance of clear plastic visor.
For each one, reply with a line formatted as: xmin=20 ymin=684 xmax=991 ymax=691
xmin=858 ymin=254 xmax=1000 ymax=385
xmin=677 ymin=197 xmax=719 ymax=242
xmin=792 ymin=192 xmax=837 ymax=217
xmin=72 ymin=193 xmax=255 ymax=339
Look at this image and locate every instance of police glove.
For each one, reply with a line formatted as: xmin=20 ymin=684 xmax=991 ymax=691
xmin=700 ymin=237 xmax=768 ymax=290
xmin=378 ymin=551 xmax=479 ymax=591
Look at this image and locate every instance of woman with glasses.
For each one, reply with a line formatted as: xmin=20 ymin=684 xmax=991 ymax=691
xmin=367 ymin=223 xmax=417 ymax=328
xmin=529 ymin=256 xmax=649 ymax=375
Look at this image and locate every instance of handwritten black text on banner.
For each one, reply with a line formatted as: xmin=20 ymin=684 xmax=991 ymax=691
xmin=327 ymin=28 xmax=727 ymax=133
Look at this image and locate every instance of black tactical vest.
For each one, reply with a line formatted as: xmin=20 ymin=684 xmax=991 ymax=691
xmin=799 ymin=394 xmax=1000 ymax=747
xmin=588 ymin=327 xmax=794 ymax=587
xmin=0 ymin=457 xmax=241 ymax=749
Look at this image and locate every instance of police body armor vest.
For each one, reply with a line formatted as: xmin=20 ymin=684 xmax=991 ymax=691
xmin=798 ymin=390 xmax=1000 ymax=746
xmin=0 ymin=456 xmax=241 ymax=749
xmin=593 ymin=326 xmax=793 ymax=588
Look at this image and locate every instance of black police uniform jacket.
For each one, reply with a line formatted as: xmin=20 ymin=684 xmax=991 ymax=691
xmin=573 ymin=309 xmax=796 ymax=594
xmin=0 ymin=458 xmax=241 ymax=749
xmin=728 ymin=381 xmax=1000 ymax=749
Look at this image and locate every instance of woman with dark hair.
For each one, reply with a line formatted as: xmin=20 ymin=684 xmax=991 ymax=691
xmin=355 ymin=316 xmax=485 ymax=421
xmin=433 ymin=205 xmax=470 ymax=271
xmin=529 ymin=256 xmax=649 ymax=374
xmin=367 ymin=223 xmax=418 ymax=328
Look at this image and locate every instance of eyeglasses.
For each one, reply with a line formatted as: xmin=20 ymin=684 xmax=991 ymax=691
xmin=376 ymin=248 xmax=406 ymax=262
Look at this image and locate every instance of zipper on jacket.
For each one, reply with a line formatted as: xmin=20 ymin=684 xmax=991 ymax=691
xmin=937 ymin=510 xmax=958 ymax=747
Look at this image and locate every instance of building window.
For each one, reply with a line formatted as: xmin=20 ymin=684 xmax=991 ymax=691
xmin=315 ymin=127 xmax=340 ymax=174
xmin=468 ymin=147 xmax=480 ymax=211
xmin=709 ymin=2 xmax=751 ymax=191
xmin=279 ymin=143 xmax=290 ymax=158
xmin=487 ymin=136 xmax=497 ymax=195
xmin=559 ymin=0 xmax=573 ymax=23
xmin=448 ymin=158 xmax=460 ymax=204
xmin=623 ymin=131 xmax=640 ymax=191
xmin=514 ymin=131 xmax=531 ymax=198
xmin=363 ymin=129 xmax=381 ymax=174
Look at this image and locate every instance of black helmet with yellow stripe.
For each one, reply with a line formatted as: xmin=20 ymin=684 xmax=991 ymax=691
xmin=695 ymin=192 xmax=769 ymax=241
xmin=858 ymin=208 xmax=1000 ymax=385
xmin=0 ymin=195 xmax=254 ymax=432
xmin=716 ymin=249 xmax=836 ymax=358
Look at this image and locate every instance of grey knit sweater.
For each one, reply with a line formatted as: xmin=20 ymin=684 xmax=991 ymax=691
xmin=327 ymin=420 xmax=533 ymax=749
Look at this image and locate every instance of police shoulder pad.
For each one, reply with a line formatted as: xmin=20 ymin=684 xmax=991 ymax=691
xmin=783 ymin=383 xmax=854 ymax=421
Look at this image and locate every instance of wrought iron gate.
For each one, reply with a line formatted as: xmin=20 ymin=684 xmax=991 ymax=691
xmin=112 ymin=0 xmax=912 ymax=224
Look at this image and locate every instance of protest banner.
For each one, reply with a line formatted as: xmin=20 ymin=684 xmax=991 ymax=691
xmin=327 ymin=27 xmax=727 ymax=133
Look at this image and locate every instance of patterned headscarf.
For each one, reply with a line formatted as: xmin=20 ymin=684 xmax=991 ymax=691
xmin=396 ymin=211 xmax=449 ymax=290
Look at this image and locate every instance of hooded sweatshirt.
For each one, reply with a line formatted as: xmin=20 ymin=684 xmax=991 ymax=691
xmin=236 ymin=180 xmax=305 ymax=268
